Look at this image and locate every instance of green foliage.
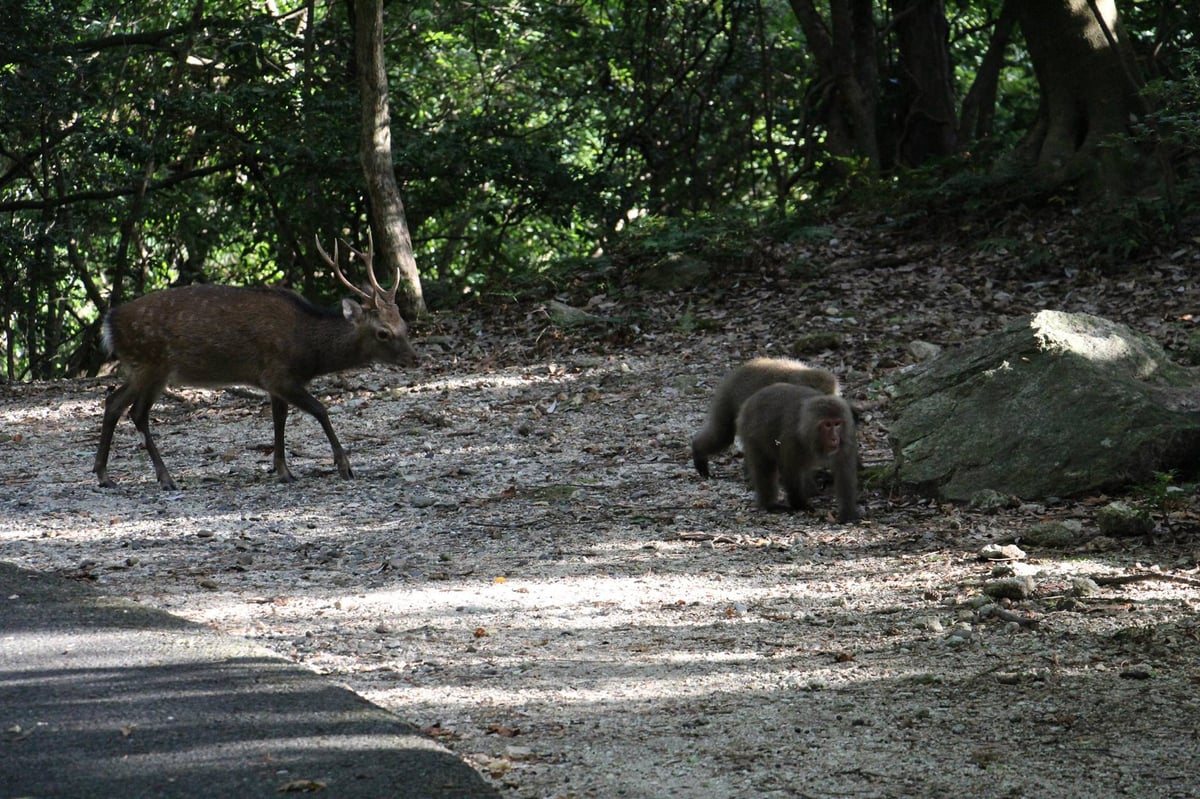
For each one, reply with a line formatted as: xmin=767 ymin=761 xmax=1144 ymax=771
xmin=1133 ymin=471 xmax=1192 ymax=533
xmin=4 ymin=1 xmax=1200 ymax=379
xmin=606 ymin=207 xmax=827 ymax=276
xmin=1071 ymin=52 xmax=1200 ymax=264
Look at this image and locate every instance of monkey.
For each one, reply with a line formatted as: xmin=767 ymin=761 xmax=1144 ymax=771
xmin=735 ymin=383 xmax=860 ymax=522
xmin=691 ymin=357 xmax=839 ymax=478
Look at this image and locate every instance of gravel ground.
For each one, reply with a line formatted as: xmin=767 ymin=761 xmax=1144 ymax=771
xmin=4 ymin=224 xmax=1200 ymax=797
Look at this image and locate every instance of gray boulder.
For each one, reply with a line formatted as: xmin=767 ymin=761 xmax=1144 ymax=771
xmin=886 ymin=310 xmax=1200 ymax=500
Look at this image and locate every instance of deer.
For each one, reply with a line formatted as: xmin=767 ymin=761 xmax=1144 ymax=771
xmin=93 ymin=233 xmax=418 ymax=489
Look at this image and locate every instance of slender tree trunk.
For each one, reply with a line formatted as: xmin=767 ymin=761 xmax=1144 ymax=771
xmin=958 ymin=0 xmax=1018 ymax=144
xmin=352 ymin=0 xmax=426 ymax=318
xmin=790 ymin=0 xmax=880 ymax=170
xmin=891 ymin=0 xmax=957 ymax=166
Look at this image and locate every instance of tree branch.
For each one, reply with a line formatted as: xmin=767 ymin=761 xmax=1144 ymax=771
xmin=0 ymin=160 xmax=247 ymax=212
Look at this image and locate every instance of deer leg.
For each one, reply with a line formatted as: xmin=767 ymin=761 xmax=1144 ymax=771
xmin=269 ymin=396 xmax=297 ymax=483
xmin=281 ymin=389 xmax=353 ymax=479
xmin=94 ymin=382 xmax=137 ymax=487
xmin=128 ymin=391 xmax=176 ymax=490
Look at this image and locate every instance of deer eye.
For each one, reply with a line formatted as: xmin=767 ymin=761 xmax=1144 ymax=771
xmin=375 ymin=329 xmax=391 ymax=342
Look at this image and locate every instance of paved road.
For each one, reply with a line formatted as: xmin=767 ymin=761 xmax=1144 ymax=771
xmin=0 ymin=561 xmax=498 ymax=798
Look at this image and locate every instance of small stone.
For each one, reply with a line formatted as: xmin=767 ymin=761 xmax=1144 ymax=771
xmin=1119 ymin=665 xmax=1154 ymax=680
xmin=1095 ymin=501 xmax=1154 ymax=538
xmin=1071 ymin=577 xmax=1101 ymax=597
xmin=945 ymin=627 xmax=974 ymax=646
xmin=547 ymin=299 xmax=607 ymax=327
xmin=983 ymin=576 xmax=1035 ymax=601
xmin=1083 ymin=535 xmax=1121 ymax=553
xmin=979 ymin=543 xmax=1026 ymax=561
xmin=908 ymin=340 xmax=943 ymax=361
xmin=1022 ymin=520 xmax=1084 ymax=548
xmin=969 ymin=490 xmax=1017 ymax=513
xmin=789 ymin=332 xmax=842 ymax=356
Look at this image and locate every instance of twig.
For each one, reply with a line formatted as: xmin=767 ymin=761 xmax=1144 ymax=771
xmin=1090 ymin=572 xmax=1200 ymax=589
xmin=987 ymin=605 xmax=1040 ymax=628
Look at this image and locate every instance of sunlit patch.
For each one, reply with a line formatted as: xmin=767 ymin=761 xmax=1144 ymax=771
xmin=0 ymin=397 xmax=97 ymax=427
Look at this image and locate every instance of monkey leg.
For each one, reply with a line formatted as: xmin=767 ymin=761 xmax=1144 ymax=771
xmin=744 ymin=450 xmax=785 ymax=511
xmin=831 ymin=462 xmax=862 ymax=523
xmin=691 ymin=421 xmax=733 ymax=478
xmin=691 ymin=393 xmax=739 ymax=478
xmin=781 ymin=469 xmax=815 ymax=513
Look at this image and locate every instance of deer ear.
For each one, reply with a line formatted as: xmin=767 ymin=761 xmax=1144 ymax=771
xmin=342 ymin=298 xmax=364 ymax=320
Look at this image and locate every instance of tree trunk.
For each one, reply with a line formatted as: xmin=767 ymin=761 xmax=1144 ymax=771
xmin=790 ymin=0 xmax=880 ymax=170
xmin=958 ymin=0 xmax=1019 ymax=144
xmin=352 ymin=0 xmax=426 ymax=318
xmin=1013 ymin=0 xmax=1144 ymax=190
xmin=891 ymin=0 xmax=958 ymax=166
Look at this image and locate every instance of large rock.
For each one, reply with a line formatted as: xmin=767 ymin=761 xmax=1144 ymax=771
xmin=886 ymin=310 xmax=1200 ymax=500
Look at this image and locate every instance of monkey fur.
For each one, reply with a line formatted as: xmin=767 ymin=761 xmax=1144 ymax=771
xmin=735 ymin=383 xmax=860 ymax=522
xmin=691 ymin=358 xmax=839 ymax=478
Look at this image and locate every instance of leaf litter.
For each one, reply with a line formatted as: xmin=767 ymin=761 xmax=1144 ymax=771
xmin=2 ymin=217 xmax=1200 ymax=797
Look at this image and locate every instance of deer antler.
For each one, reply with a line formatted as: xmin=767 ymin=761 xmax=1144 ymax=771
xmin=342 ymin=228 xmax=402 ymax=302
xmin=314 ymin=236 xmax=372 ymax=303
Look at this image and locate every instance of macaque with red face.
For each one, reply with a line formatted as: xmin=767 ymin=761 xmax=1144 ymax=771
xmin=735 ymin=383 xmax=860 ymax=522
xmin=691 ymin=357 xmax=839 ymax=478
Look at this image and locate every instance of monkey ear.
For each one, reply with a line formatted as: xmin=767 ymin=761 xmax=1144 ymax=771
xmin=342 ymin=298 xmax=364 ymax=320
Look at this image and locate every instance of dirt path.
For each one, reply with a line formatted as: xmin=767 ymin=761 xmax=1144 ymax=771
xmin=3 ymin=227 xmax=1200 ymax=797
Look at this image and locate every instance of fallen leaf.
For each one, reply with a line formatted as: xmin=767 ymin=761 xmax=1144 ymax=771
xmin=278 ymin=779 xmax=327 ymax=792
xmin=486 ymin=723 xmax=521 ymax=737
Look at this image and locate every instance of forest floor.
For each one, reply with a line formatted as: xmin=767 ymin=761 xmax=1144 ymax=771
xmin=3 ymin=210 xmax=1200 ymax=798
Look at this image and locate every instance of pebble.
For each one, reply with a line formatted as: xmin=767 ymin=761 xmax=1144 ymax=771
xmin=1120 ymin=665 xmax=1154 ymax=680
xmin=983 ymin=576 xmax=1035 ymax=601
xmin=1022 ymin=519 xmax=1083 ymax=548
xmin=1095 ymin=501 xmax=1154 ymax=537
xmin=979 ymin=543 xmax=1026 ymax=561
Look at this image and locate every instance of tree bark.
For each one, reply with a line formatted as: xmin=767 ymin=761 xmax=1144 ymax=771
xmin=352 ymin=0 xmax=426 ymax=318
xmin=790 ymin=0 xmax=880 ymax=170
xmin=958 ymin=0 xmax=1019 ymax=144
xmin=1013 ymin=0 xmax=1143 ymax=190
xmin=891 ymin=0 xmax=958 ymax=166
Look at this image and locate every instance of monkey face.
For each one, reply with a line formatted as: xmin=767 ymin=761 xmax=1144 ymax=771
xmin=818 ymin=417 xmax=843 ymax=453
